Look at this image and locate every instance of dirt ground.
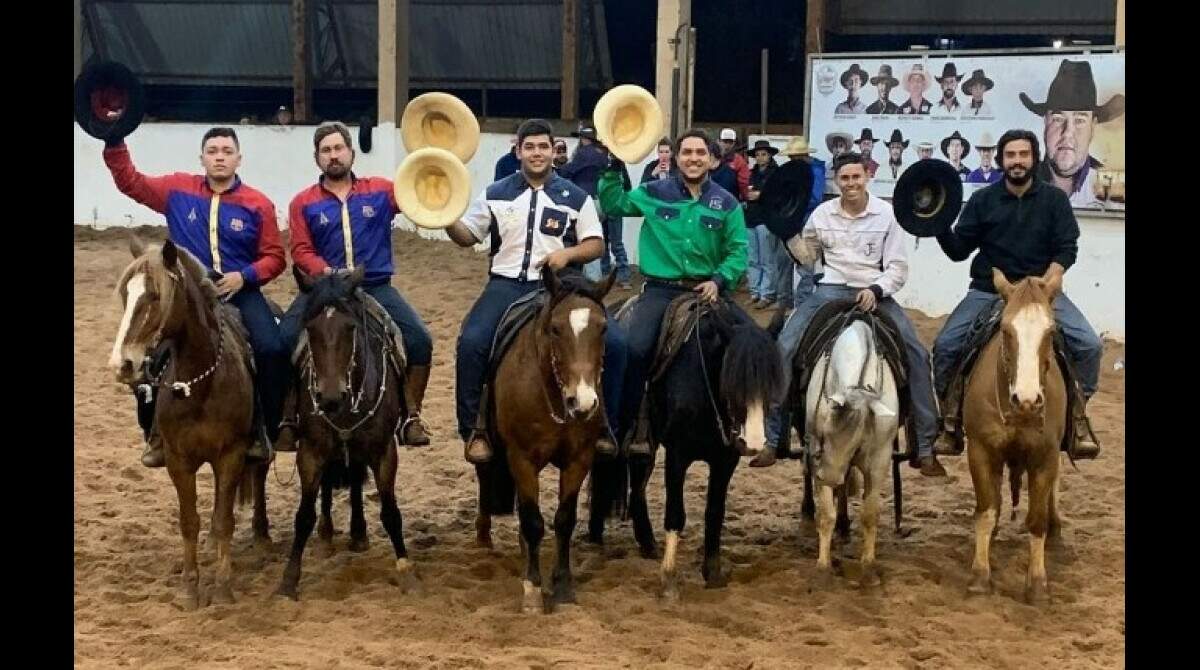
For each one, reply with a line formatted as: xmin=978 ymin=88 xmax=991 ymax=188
xmin=74 ymin=226 xmax=1124 ymax=669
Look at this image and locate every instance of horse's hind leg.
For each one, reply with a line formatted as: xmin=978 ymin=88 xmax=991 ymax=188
xmin=252 ymin=462 xmax=271 ymax=547
xmin=801 ymin=451 xmax=816 ymax=521
xmin=1024 ymin=456 xmax=1058 ymax=605
xmin=167 ymin=461 xmax=201 ymax=610
xmin=967 ymin=444 xmax=1000 ymax=596
xmin=348 ymin=463 xmax=370 ymax=553
xmin=317 ymin=475 xmax=335 ymax=553
xmin=859 ymin=453 xmax=891 ymax=588
xmin=1047 ymin=465 xmax=1063 ymax=545
xmin=276 ymin=449 xmax=324 ymax=600
xmin=814 ymin=482 xmax=837 ymax=587
xmin=372 ymin=444 xmax=418 ymax=593
xmin=550 ymin=457 xmax=590 ymax=607
xmin=209 ymin=449 xmax=244 ymax=605
xmin=586 ymin=459 xmax=613 ymax=545
xmin=701 ymin=456 xmax=737 ymax=589
xmin=660 ymin=449 xmax=687 ymax=602
xmin=835 ymin=485 xmax=852 ymax=539
xmin=630 ymin=457 xmax=658 ymax=559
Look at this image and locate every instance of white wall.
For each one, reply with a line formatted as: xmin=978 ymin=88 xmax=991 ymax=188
xmin=74 ymin=123 xmax=1124 ymax=340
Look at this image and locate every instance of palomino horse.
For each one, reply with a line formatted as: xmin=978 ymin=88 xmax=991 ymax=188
xmin=275 ymin=267 xmax=417 ymax=599
xmin=591 ymin=296 xmax=782 ymax=600
xmin=803 ymin=319 xmax=900 ymax=588
xmin=109 ymin=238 xmax=268 ymax=609
xmin=474 ymin=268 xmax=616 ymax=613
xmin=965 ymin=269 xmax=1066 ymax=604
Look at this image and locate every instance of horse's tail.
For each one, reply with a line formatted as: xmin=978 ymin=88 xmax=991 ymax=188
xmin=236 ymin=462 xmax=261 ymax=508
xmin=1009 ymin=463 xmax=1022 ymax=521
xmin=720 ymin=323 xmax=785 ymax=413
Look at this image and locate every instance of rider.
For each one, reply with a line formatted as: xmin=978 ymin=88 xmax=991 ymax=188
xmin=102 ymin=127 xmax=286 ymax=467
xmin=276 ymin=122 xmax=435 ymax=450
xmin=765 ymin=152 xmax=947 ymax=477
xmin=931 ymin=129 xmax=1101 ymax=458
xmin=443 ymin=118 xmax=627 ymax=464
xmin=596 ymin=128 xmax=749 ymax=457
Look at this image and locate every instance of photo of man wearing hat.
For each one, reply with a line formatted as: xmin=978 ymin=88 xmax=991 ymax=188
xmin=916 ymin=141 xmax=934 ymax=160
xmin=1020 ymin=59 xmax=1127 ymax=207
xmin=899 ymin=64 xmax=932 ymax=115
xmin=865 ymin=65 xmax=901 ymax=115
xmin=835 ymin=64 xmax=869 ymax=115
xmin=941 ymin=130 xmax=972 ymax=180
xmin=961 ymin=69 xmax=995 ymax=118
xmin=933 ymin=63 xmax=963 ymax=115
xmin=880 ymin=129 xmax=909 ymax=181
xmin=854 ymin=128 xmax=880 ymax=177
xmin=966 ymin=131 xmax=1002 ymax=184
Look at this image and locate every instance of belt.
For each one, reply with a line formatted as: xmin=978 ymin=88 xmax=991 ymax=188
xmin=643 ymin=275 xmax=711 ymax=290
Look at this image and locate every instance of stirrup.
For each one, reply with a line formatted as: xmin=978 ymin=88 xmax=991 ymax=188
xmin=399 ymin=413 xmax=431 ymax=446
xmin=464 ymin=433 xmax=492 ymax=464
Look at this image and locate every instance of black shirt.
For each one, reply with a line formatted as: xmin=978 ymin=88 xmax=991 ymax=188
xmin=936 ymin=178 xmax=1079 ymax=293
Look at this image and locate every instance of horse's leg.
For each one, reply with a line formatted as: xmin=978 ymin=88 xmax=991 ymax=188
xmin=586 ymin=459 xmax=613 ymax=545
xmin=167 ymin=460 xmax=201 ymax=610
xmin=252 ymin=462 xmax=271 ymax=547
xmin=1047 ymin=463 xmax=1063 ymax=545
xmin=801 ymin=451 xmax=816 ymax=521
xmin=1025 ymin=455 xmax=1058 ymax=605
xmin=208 ymin=448 xmax=244 ymax=605
xmin=317 ymin=475 xmax=335 ymax=555
xmin=550 ymin=457 xmax=590 ymax=607
xmin=630 ymin=458 xmax=659 ymax=559
xmin=276 ymin=448 xmax=323 ymax=600
xmin=511 ymin=455 xmax=545 ymax=614
xmin=814 ymin=482 xmax=837 ymax=587
xmin=859 ymin=451 xmax=891 ymax=588
xmin=701 ymin=456 xmax=737 ymax=589
xmin=659 ymin=449 xmax=688 ymax=602
xmin=967 ymin=444 xmax=1000 ymax=596
xmin=835 ymin=484 xmax=852 ymax=539
xmin=371 ymin=443 xmax=418 ymax=593
xmin=348 ymin=463 xmax=370 ymax=552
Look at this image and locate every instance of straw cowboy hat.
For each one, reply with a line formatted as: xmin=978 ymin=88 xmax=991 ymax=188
xmin=74 ymin=60 xmax=145 ymax=141
xmin=592 ymin=84 xmax=664 ymax=163
xmin=975 ymin=131 xmax=997 ymax=149
xmin=962 ymin=69 xmax=994 ymax=93
xmin=825 ymin=131 xmax=854 ymax=154
xmin=869 ymin=64 xmax=899 ymax=88
xmin=782 ymin=136 xmax=816 ymax=156
xmin=941 ymin=130 xmax=972 ymax=158
xmin=400 ymin=92 xmax=480 ymax=162
xmin=393 ymin=147 xmax=472 ymax=230
xmin=1019 ymin=59 xmax=1126 ymax=124
xmin=905 ymin=64 xmax=931 ymax=90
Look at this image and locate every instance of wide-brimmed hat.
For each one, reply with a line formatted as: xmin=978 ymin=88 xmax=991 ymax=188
xmin=825 ymin=131 xmax=854 ymax=154
xmin=916 ymin=141 xmax=934 ymax=152
xmin=940 ymin=130 xmax=972 ymax=158
xmin=884 ymin=129 xmax=909 ymax=149
xmin=905 ymin=64 xmax=931 ymax=89
xmin=893 ymin=159 xmax=964 ymax=238
xmin=760 ymin=160 xmax=815 ymax=241
xmin=782 ymin=136 xmax=816 ymax=157
xmin=962 ymin=69 xmax=994 ymax=93
xmin=840 ymin=64 xmax=869 ymax=89
xmin=870 ymin=64 xmax=899 ymax=87
xmin=974 ymin=131 xmax=997 ymax=150
xmin=934 ymin=63 xmax=962 ymax=84
xmin=593 ymin=84 xmax=664 ymax=163
xmin=73 ymin=60 xmax=145 ymax=141
xmin=400 ymin=92 xmax=480 ymax=162
xmin=747 ymin=139 xmax=779 ymax=156
xmin=1019 ymin=59 xmax=1126 ymax=123
xmin=393 ymin=147 xmax=472 ymax=230
xmin=855 ymin=128 xmax=878 ymax=145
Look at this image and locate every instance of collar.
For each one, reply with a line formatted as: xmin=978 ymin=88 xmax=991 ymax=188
xmin=834 ymin=193 xmax=884 ymax=219
xmin=204 ymin=174 xmax=242 ymax=195
xmin=317 ymin=171 xmax=360 ymax=197
xmin=671 ymin=173 xmax=711 ymax=200
xmin=1001 ymin=175 xmax=1044 ymax=199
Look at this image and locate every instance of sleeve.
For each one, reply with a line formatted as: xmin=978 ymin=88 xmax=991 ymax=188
xmin=640 ymin=162 xmax=655 ymax=185
xmin=735 ymin=156 xmax=751 ymax=201
xmin=935 ymin=191 xmax=985 ymax=261
xmin=872 ymin=219 xmax=910 ymax=298
xmin=597 ymin=170 xmax=645 ymax=217
xmin=102 ymin=143 xmax=183 ymax=214
xmin=785 ymin=214 xmax=823 ymax=267
xmin=493 ymin=155 xmax=507 ymax=183
xmin=458 ymin=189 xmax=493 ymax=243
xmin=245 ymin=199 xmax=286 ymax=286
xmin=287 ymin=196 xmax=330 ymax=277
xmin=713 ymin=204 xmax=749 ymax=290
xmin=557 ymin=147 xmax=594 ymax=181
xmin=1050 ymin=191 xmax=1080 ymax=270
xmin=574 ymin=196 xmax=604 ymax=242
xmin=805 ymin=162 xmax=826 ymax=221
xmin=380 ymin=177 xmax=401 ymax=218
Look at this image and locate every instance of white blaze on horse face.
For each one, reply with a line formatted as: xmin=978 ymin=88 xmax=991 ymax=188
xmin=568 ymin=308 xmax=590 ymax=339
xmin=1011 ymin=304 xmax=1052 ymax=404
xmin=109 ymin=273 xmax=147 ymax=370
xmin=743 ymin=401 xmax=766 ymax=452
xmin=568 ymin=307 xmax=599 ymax=412
xmin=325 ymin=306 xmax=336 ymax=320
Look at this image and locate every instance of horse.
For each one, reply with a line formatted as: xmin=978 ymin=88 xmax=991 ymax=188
xmin=108 ymin=237 xmax=268 ymax=609
xmin=274 ymin=266 xmax=417 ymax=599
xmin=803 ymin=319 xmax=900 ymax=587
xmin=473 ymin=268 xmax=616 ymax=614
xmin=591 ymin=296 xmax=783 ymax=601
xmin=964 ymin=269 xmax=1066 ymax=604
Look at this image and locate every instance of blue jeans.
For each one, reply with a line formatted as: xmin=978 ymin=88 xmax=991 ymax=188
xmin=932 ymin=289 xmax=1102 ymax=398
xmin=279 ymin=282 xmax=434 ymax=366
xmin=600 ymin=215 xmax=631 ymax=282
xmin=228 ymin=287 xmax=287 ymax=440
xmin=765 ymin=284 xmax=940 ymax=457
xmin=746 ymin=225 xmax=776 ymax=300
xmin=455 ymin=276 xmax=626 ymax=441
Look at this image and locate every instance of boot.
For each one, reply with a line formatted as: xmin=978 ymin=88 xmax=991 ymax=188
xmin=910 ymin=453 xmax=948 ymax=477
xmin=465 ymin=432 xmax=493 ymax=464
xmin=1068 ymin=400 xmax=1101 ymax=460
xmin=399 ymin=365 xmax=432 ymax=446
xmin=141 ymin=428 xmax=165 ymax=468
xmin=246 ymin=421 xmax=273 ymax=464
xmin=274 ymin=386 xmax=299 ymax=453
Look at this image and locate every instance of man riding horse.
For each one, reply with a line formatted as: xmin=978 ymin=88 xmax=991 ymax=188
xmin=443 ymin=118 xmax=627 ymax=464
xmin=276 ymin=122 xmax=436 ymax=450
xmin=931 ymin=129 xmax=1101 ymax=459
xmin=767 ymin=151 xmax=948 ymax=477
xmin=102 ymin=127 xmax=286 ymax=468
xmin=597 ymin=128 xmax=751 ymax=457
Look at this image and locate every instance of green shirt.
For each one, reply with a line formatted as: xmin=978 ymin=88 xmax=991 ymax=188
xmin=597 ymin=170 xmax=747 ymax=290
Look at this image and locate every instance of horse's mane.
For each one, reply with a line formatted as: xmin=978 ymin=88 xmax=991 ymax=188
xmin=302 ymin=274 xmax=386 ymax=394
xmin=548 ymin=267 xmax=606 ymax=307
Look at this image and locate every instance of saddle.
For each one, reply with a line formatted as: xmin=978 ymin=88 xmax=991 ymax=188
xmin=469 ymin=289 xmax=548 ymax=447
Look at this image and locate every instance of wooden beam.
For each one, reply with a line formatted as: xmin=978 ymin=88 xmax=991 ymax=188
xmin=561 ymin=0 xmax=578 ymax=121
xmin=1116 ymin=0 xmax=1125 ymax=48
xmin=378 ymin=0 xmax=410 ymax=125
xmin=806 ymin=0 xmax=826 ymax=57
xmin=655 ymin=0 xmax=691 ymax=137
xmin=292 ymin=0 xmax=312 ymax=123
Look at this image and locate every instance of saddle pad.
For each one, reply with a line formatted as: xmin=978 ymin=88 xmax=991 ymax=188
xmin=487 ymin=290 xmax=547 ymax=380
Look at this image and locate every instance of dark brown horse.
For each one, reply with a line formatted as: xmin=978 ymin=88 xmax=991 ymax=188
xmin=964 ymin=270 xmax=1066 ymax=604
xmin=275 ymin=266 xmax=417 ymax=599
xmin=474 ymin=268 xmax=616 ymax=613
xmin=109 ymin=238 xmax=268 ymax=609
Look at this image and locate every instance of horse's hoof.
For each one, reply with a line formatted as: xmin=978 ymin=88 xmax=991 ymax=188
xmin=476 ymin=533 xmax=494 ymax=550
xmin=703 ymin=564 xmax=731 ymax=589
xmin=660 ymin=585 xmax=681 ymax=604
xmin=811 ymin=567 xmax=837 ymax=590
xmin=552 ymin=579 xmax=577 ymax=605
xmin=1025 ymin=579 xmax=1050 ymax=605
xmin=317 ymin=519 xmax=334 ymax=544
xmin=859 ymin=564 xmax=882 ymax=589
xmin=348 ymin=536 xmax=370 ymax=553
xmin=520 ymin=581 xmax=542 ymax=614
xmin=967 ymin=573 xmax=993 ymax=596
xmin=274 ymin=583 xmax=300 ymax=601
xmin=179 ymin=588 xmax=200 ymax=611
xmin=394 ymin=559 xmax=421 ymax=594
xmin=639 ymin=542 xmax=661 ymax=560
xmin=253 ymin=534 xmax=273 ymax=551
xmin=209 ymin=584 xmax=235 ymax=606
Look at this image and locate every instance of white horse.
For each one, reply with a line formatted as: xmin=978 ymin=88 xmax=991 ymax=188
xmin=804 ymin=319 xmax=900 ymax=587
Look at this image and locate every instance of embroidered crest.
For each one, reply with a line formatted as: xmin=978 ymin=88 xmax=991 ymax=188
xmin=318 ymin=212 xmax=330 ymax=226
xmin=230 ymin=218 xmax=245 ymax=232
xmin=187 ymin=208 xmax=198 ymax=222
xmin=544 ymin=217 xmax=561 ymax=231
xmin=561 ymin=189 xmax=570 ymax=197
xmin=362 ymin=205 xmax=376 ymax=218
xmin=709 ymin=197 xmax=723 ymax=210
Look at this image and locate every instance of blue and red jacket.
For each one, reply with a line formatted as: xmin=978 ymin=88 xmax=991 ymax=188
xmin=288 ymin=175 xmax=399 ymax=286
xmin=103 ymin=144 xmax=285 ymax=287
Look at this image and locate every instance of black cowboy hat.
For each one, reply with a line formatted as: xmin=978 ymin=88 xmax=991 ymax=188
xmin=893 ymin=159 xmax=964 ymax=238
xmin=934 ymin=63 xmax=962 ymax=84
xmin=74 ymin=60 xmax=145 ymax=142
xmin=759 ymin=159 xmax=815 ymax=241
xmin=746 ymin=139 xmax=779 ymax=156
xmin=940 ymin=130 xmax=971 ymax=158
xmin=840 ymin=64 xmax=868 ymax=88
xmin=1019 ymin=59 xmax=1126 ymax=123
xmin=854 ymin=128 xmax=878 ymax=145
xmin=961 ymin=69 xmax=994 ymax=93
xmin=884 ymin=129 xmax=909 ymax=148
xmin=869 ymin=64 xmax=899 ymax=87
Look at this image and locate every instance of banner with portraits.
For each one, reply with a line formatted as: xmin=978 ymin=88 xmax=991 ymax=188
xmin=806 ymin=50 xmax=1125 ymax=211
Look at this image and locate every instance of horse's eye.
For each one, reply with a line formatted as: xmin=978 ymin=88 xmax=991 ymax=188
xmin=551 ymin=324 xmax=562 ymax=336
xmin=145 ymin=292 xmax=159 ymax=302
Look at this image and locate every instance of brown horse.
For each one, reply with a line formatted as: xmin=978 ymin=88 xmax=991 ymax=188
xmin=475 ymin=268 xmax=616 ymax=613
xmin=109 ymin=238 xmax=268 ymax=609
xmin=964 ymin=269 xmax=1066 ymax=604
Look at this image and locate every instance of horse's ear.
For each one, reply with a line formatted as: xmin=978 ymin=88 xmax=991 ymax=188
xmin=293 ymin=264 xmax=315 ymax=293
xmin=1034 ymin=276 xmax=1062 ymax=301
xmin=129 ymin=234 xmax=146 ymax=258
xmin=161 ymin=239 xmax=179 ymax=269
xmin=992 ymin=268 xmax=1013 ymax=299
xmin=593 ymin=269 xmax=618 ymax=301
xmin=347 ymin=265 xmax=366 ymax=288
xmin=542 ymin=266 xmax=561 ymax=297
xmin=869 ymin=399 xmax=897 ymax=418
